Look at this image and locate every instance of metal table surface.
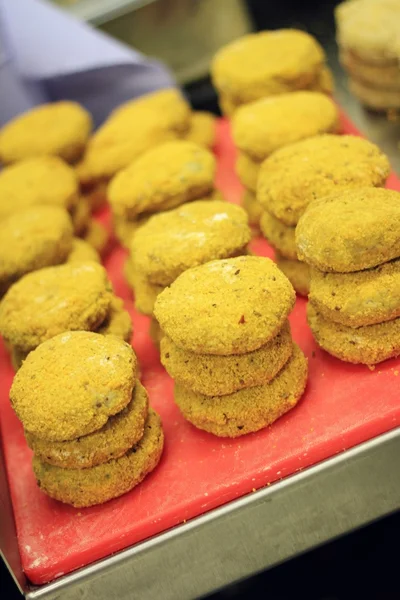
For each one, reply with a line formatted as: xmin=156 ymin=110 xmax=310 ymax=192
xmin=2 ymin=16 xmax=400 ymax=600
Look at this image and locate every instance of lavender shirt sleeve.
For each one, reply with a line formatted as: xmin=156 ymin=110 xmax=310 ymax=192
xmin=0 ymin=0 xmax=176 ymax=127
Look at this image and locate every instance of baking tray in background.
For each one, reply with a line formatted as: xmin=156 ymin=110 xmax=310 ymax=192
xmin=0 ymin=115 xmax=399 ymax=590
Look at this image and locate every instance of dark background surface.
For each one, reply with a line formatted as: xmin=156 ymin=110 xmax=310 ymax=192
xmin=186 ymin=0 xmax=341 ymax=112
xmin=1 ymin=0 xmax=399 ymax=598
xmin=1 ymin=512 xmax=399 ymax=599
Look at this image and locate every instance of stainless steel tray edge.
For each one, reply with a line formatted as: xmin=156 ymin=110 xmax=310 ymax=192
xmin=0 ymin=440 xmax=26 ymax=595
xmin=19 ymin=427 xmax=400 ymax=600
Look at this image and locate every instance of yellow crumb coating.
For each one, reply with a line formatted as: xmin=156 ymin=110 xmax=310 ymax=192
xmin=96 ymin=295 xmax=132 ymax=342
xmin=184 ymin=111 xmax=217 ymax=148
xmin=257 ymin=134 xmax=390 ymax=226
xmin=10 ymin=331 xmax=136 ymax=441
xmin=296 ymin=188 xmax=400 ymax=272
xmin=307 ymin=303 xmax=400 ymax=364
xmin=124 ymin=258 xmax=164 ymax=316
xmin=0 ymin=206 xmax=73 ymax=295
xmin=175 ymin=344 xmax=307 ymax=437
xmin=275 ymin=253 xmax=310 ymax=297
xmin=149 ymin=318 xmax=163 ymax=348
xmin=10 ymin=345 xmax=28 ymax=371
xmin=348 ymin=77 xmax=400 ymax=110
xmin=154 ymin=255 xmax=295 ymax=355
xmin=161 ymin=321 xmax=292 ymax=396
xmin=110 ymin=88 xmax=191 ymax=135
xmin=26 ymin=381 xmax=148 ymax=469
xmin=232 ymin=91 xmax=339 ymax=161
xmin=0 ymin=262 xmax=112 ymax=352
xmin=0 ymin=156 xmax=79 ymax=220
xmin=113 ymin=190 xmax=223 ymax=248
xmin=32 ymin=409 xmax=163 ymax=507
xmin=0 ymin=101 xmax=92 ymax=164
xmin=108 ymin=141 xmax=216 ymax=220
xmin=66 ymin=238 xmax=100 ymax=264
xmin=77 ymin=90 xmax=190 ymax=184
xmin=236 ymin=152 xmax=261 ymax=191
xmin=335 ymin=0 xmax=400 ymax=64
xmin=260 ymin=211 xmax=297 ymax=260
xmin=71 ymin=197 xmax=90 ymax=235
xmin=83 ymin=219 xmax=109 ymax=255
xmin=212 ymin=29 xmax=325 ymax=104
xmin=78 ymin=121 xmax=175 ymax=184
xmin=130 ymin=200 xmax=251 ymax=286
xmin=113 ymin=214 xmax=148 ymax=248
xmin=340 ymin=49 xmax=400 ymax=90
xmin=309 ymin=259 xmax=400 ymax=327
xmin=241 ymin=190 xmax=263 ymax=226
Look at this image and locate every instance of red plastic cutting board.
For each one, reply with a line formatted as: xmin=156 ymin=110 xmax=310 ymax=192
xmin=0 ymin=115 xmax=399 ymax=586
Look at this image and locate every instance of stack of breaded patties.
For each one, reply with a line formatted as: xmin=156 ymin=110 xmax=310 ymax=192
xmin=257 ymin=134 xmax=390 ymax=295
xmin=10 ymin=331 xmax=163 ymax=507
xmin=0 ymin=262 xmax=132 ymax=369
xmin=336 ymin=0 xmax=400 ymax=111
xmin=124 ymin=200 xmax=251 ymax=341
xmin=232 ymin=91 xmax=339 ymax=226
xmin=0 ymin=156 xmax=109 ymax=256
xmin=0 ymin=204 xmax=104 ymax=299
xmin=0 ymin=101 xmax=92 ymax=165
xmin=108 ymin=140 xmax=218 ymax=248
xmin=77 ymin=89 xmax=192 ymax=213
xmin=296 ymin=188 xmax=400 ymax=365
xmin=211 ymin=29 xmax=334 ymax=118
xmin=154 ymin=256 xmax=308 ymax=437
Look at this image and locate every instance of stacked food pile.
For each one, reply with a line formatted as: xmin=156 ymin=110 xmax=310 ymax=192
xmin=231 ymin=91 xmax=339 ymax=227
xmin=108 ymin=139 xmax=218 ymax=248
xmin=256 ymin=135 xmax=390 ymax=295
xmin=0 ymin=102 xmax=110 ymax=250
xmin=296 ymin=188 xmax=400 ymax=364
xmin=336 ymin=0 xmax=400 ymax=111
xmin=10 ymin=332 xmax=163 ymax=507
xmin=124 ymin=200 xmax=251 ymax=343
xmin=155 ymin=256 xmax=308 ymax=437
xmin=211 ymin=29 xmax=333 ymax=117
xmin=0 ymin=101 xmax=92 ymax=165
xmin=0 ymin=154 xmax=108 ymax=257
xmin=0 ymin=262 xmax=131 ymax=369
xmin=77 ymin=89 xmax=216 ymax=215
xmin=77 ymin=89 xmax=191 ymax=213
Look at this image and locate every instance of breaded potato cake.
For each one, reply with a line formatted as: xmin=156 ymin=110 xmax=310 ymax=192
xmin=258 ymin=135 xmax=390 ymax=226
xmin=108 ymin=140 xmax=216 ymax=220
xmin=0 ymin=206 xmax=73 ymax=295
xmin=154 ymin=256 xmax=295 ymax=355
xmin=130 ymin=200 xmax=251 ymax=286
xmin=0 ymin=101 xmax=92 ymax=164
xmin=32 ymin=409 xmax=163 ymax=507
xmin=26 ymin=382 xmax=148 ymax=469
xmin=10 ymin=331 xmax=136 ymax=441
xmin=296 ymin=188 xmax=400 ymax=272
xmin=307 ymin=303 xmax=400 ymax=364
xmin=174 ymin=344 xmax=307 ymax=437
xmin=0 ymin=262 xmax=112 ymax=352
xmin=161 ymin=321 xmax=292 ymax=396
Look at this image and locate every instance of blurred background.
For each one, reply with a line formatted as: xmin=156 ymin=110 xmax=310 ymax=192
xmin=49 ymin=0 xmax=340 ymax=112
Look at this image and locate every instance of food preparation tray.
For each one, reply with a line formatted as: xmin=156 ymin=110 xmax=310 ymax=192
xmin=0 ymin=115 xmax=399 ymax=588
